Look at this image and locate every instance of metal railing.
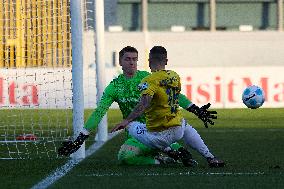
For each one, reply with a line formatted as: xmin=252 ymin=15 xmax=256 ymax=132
xmin=0 ymin=0 xmax=71 ymax=68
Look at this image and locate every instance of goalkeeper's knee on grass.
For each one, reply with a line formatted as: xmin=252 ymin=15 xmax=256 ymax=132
xmin=118 ymin=142 xmax=182 ymax=165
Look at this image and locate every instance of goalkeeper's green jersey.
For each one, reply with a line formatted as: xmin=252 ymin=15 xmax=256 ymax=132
xmin=84 ymin=70 xmax=192 ymax=130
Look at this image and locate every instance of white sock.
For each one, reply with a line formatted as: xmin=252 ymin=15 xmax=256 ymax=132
xmin=183 ymin=125 xmax=214 ymax=159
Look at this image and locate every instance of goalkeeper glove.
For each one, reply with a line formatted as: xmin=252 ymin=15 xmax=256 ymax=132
xmin=186 ymin=103 xmax=217 ymax=128
xmin=58 ymin=132 xmax=89 ymax=156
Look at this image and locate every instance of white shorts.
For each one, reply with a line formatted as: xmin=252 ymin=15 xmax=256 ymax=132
xmin=127 ymin=119 xmax=187 ymax=150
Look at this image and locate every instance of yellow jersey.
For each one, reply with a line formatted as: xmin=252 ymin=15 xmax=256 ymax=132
xmin=138 ymin=70 xmax=183 ymax=132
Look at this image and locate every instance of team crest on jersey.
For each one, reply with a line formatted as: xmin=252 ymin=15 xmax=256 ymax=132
xmin=138 ymin=82 xmax=148 ymax=91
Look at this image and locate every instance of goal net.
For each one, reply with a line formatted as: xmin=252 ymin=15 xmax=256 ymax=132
xmin=0 ymin=0 xmax=96 ymax=159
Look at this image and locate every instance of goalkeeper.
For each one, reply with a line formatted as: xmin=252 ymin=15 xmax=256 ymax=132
xmin=58 ymin=46 xmax=224 ymax=167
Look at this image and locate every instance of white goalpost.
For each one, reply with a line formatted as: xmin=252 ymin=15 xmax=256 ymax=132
xmin=70 ymin=0 xmax=85 ymax=159
xmin=95 ymin=0 xmax=108 ymax=142
xmin=0 ymin=0 xmax=107 ymax=160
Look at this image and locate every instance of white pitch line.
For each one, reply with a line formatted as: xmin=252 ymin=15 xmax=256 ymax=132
xmin=78 ymin=171 xmax=266 ymax=177
xmin=30 ymin=130 xmax=122 ymax=189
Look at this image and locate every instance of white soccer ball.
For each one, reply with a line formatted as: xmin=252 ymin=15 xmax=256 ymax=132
xmin=242 ymin=85 xmax=265 ymax=109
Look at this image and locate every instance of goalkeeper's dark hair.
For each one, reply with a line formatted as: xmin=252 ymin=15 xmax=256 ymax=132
xmin=149 ymin=46 xmax=167 ymax=60
xmin=119 ymin=46 xmax=138 ymax=59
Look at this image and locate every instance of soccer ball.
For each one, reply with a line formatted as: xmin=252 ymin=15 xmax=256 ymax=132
xmin=242 ymin=85 xmax=265 ymax=109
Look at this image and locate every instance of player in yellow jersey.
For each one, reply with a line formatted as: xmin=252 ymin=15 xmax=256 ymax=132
xmin=138 ymin=69 xmax=183 ymax=132
xmin=112 ymin=46 xmax=224 ymax=167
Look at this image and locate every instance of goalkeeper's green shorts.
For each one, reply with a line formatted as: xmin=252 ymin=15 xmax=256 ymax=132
xmin=117 ymin=137 xmax=182 ymax=165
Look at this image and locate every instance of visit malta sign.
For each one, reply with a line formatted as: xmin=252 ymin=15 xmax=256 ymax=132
xmin=0 ymin=66 xmax=284 ymax=108
xmin=172 ymin=66 xmax=284 ymax=108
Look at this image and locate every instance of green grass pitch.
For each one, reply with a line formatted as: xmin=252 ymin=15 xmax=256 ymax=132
xmin=0 ymin=108 xmax=284 ymax=189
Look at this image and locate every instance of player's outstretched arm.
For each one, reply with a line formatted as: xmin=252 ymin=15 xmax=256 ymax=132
xmin=111 ymin=94 xmax=152 ymax=132
xmin=186 ymin=103 xmax=217 ymax=128
xmin=84 ymin=83 xmax=116 ymax=131
xmin=179 ymin=94 xmax=192 ymax=109
xmin=179 ymin=94 xmax=217 ymax=128
xmin=58 ymin=84 xmax=116 ymax=156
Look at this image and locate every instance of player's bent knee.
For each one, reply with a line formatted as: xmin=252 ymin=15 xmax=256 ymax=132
xmin=117 ymin=143 xmax=156 ymax=165
xmin=117 ymin=144 xmax=140 ymax=164
xmin=118 ymin=153 xmax=136 ymax=164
